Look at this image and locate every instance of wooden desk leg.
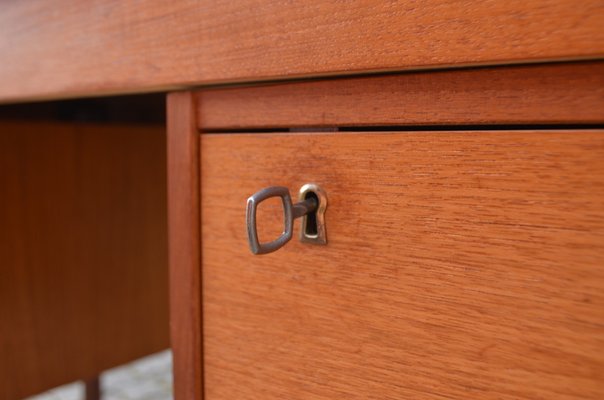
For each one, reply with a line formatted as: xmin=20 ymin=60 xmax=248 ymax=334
xmin=84 ymin=377 xmax=100 ymax=400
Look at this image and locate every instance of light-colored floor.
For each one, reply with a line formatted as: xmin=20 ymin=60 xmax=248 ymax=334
xmin=25 ymin=350 xmax=173 ymax=400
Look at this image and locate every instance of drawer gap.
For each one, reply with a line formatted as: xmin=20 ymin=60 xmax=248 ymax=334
xmin=201 ymin=123 xmax=604 ymax=134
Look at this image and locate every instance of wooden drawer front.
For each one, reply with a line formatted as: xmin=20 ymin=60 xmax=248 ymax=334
xmin=200 ymin=131 xmax=604 ymax=400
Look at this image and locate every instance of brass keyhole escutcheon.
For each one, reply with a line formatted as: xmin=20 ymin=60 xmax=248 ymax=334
xmin=298 ymin=183 xmax=327 ymax=245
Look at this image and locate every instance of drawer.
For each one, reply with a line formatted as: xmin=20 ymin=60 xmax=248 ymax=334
xmin=200 ymin=130 xmax=604 ymax=400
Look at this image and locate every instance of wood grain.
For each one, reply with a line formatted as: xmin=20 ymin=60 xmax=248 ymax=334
xmin=0 ymin=121 xmax=169 ymax=399
xmin=167 ymin=92 xmax=203 ymax=400
xmin=1 ymin=1 xmax=604 ymax=102
xmin=198 ymin=61 xmax=604 ymax=130
xmin=201 ymin=130 xmax=604 ymax=400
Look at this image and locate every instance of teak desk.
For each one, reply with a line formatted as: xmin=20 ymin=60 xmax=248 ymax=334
xmin=1 ymin=2 xmax=603 ymax=399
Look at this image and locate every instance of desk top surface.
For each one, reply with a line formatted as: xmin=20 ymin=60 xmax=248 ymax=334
xmin=1 ymin=0 xmax=603 ymax=103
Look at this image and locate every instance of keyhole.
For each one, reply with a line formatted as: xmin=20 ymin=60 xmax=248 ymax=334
xmin=303 ymin=191 xmax=319 ymax=237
